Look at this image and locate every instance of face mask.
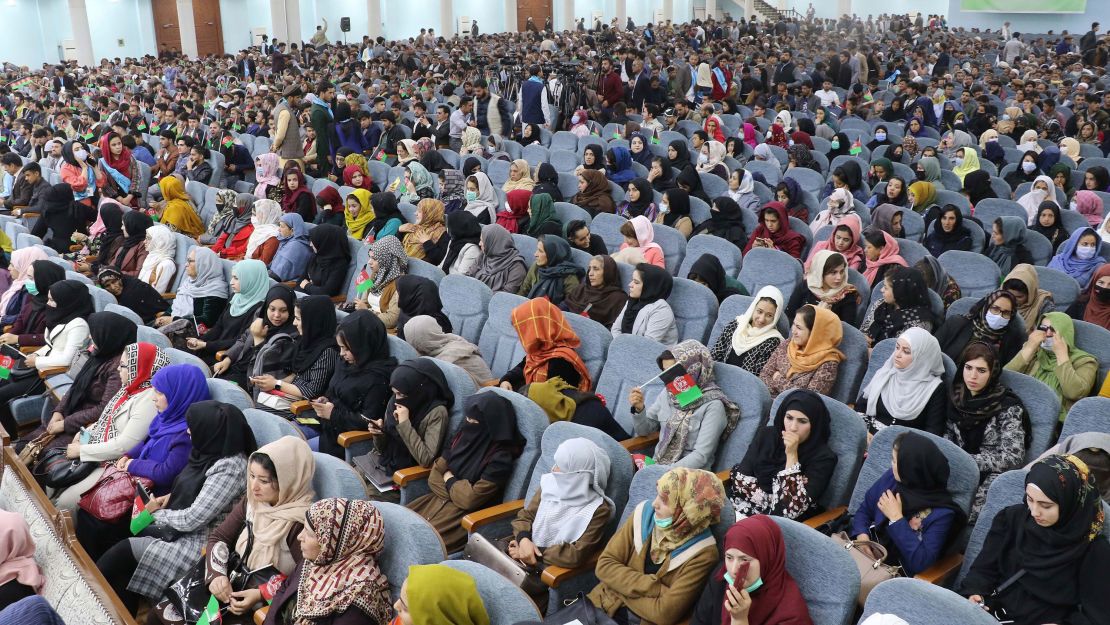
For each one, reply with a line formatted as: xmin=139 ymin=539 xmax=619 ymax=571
xmin=830 ymin=140 xmax=840 ymax=150
xmin=915 ymin=169 xmax=927 ymax=181
xmin=745 ymin=578 xmax=765 ymax=593
xmin=465 ymin=190 xmax=477 ymax=202
xmin=74 ymin=149 xmax=88 ymax=161
xmin=659 ymin=202 xmax=669 ymax=214
xmin=698 ymin=153 xmax=709 ymax=164
xmin=1095 ymin=285 xmax=1110 ymax=302
xmin=25 ymin=282 xmax=38 ymax=296
xmin=984 ymin=311 xmax=1008 ymax=330
xmin=1077 ymin=245 xmax=1097 ymax=260
xmin=1022 ymin=161 xmax=1037 ymax=173
xmin=571 ymin=114 xmax=581 ymax=124
xmin=874 ymin=132 xmax=887 ymax=141
xmin=952 ymin=157 xmax=963 ymax=166
xmin=653 ymin=515 xmax=673 ymax=529
xmin=1041 ymin=337 xmax=1054 ymax=351
xmin=1070 ymin=201 xmax=1078 ymax=211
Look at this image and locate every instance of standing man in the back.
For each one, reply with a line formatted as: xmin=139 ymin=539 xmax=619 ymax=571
xmin=272 ymin=84 xmax=305 ymax=169
xmin=308 ymin=82 xmax=335 ymax=173
xmin=518 ymin=66 xmax=553 ymax=129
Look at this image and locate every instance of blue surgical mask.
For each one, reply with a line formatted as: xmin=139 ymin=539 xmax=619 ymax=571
xmin=724 ymin=571 xmax=735 ymax=585
xmin=952 ymin=157 xmax=963 ymax=166
xmin=465 ymin=190 xmax=477 ymax=202
xmin=653 ymin=515 xmax=673 ymax=529
xmin=874 ymin=132 xmax=887 ymax=141
xmin=1076 ymin=245 xmax=1097 ymax=260
xmin=745 ymin=577 xmax=764 ymax=593
xmin=25 ymin=282 xmax=38 ymax=296
xmin=1022 ymin=161 xmax=1037 ymax=173
xmin=830 ymin=140 xmax=840 ymax=150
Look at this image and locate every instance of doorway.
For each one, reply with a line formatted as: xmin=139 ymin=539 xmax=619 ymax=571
xmin=151 ymin=0 xmax=224 ymax=57
xmin=516 ymin=0 xmax=552 ymax=32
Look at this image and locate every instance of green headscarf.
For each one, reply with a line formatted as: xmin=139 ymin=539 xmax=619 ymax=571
xmin=525 ymin=193 xmax=560 ymax=237
xmin=1031 ymin=312 xmax=1098 ymax=419
xmin=871 ymin=157 xmax=894 ymax=182
xmin=918 ymin=156 xmax=942 ymax=184
xmin=1049 ymin=162 xmax=1073 ymax=192
xmin=228 ymin=259 xmax=269 ymax=316
xmin=407 ymin=564 xmax=490 ymax=625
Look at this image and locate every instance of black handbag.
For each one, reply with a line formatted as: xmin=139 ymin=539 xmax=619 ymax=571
xmin=227 ymin=521 xmax=281 ymax=592
xmin=32 ymin=447 xmax=98 ymax=489
xmin=514 ymin=592 xmax=618 ymax=625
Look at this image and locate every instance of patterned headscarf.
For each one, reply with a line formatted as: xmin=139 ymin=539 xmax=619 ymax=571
xmin=654 ymin=340 xmax=742 ymax=465
xmin=650 ymin=467 xmax=726 ymax=563
xmin=510 ymin=297 xmax=592 ymax=391
xmin=86 ymin=342 xmax=170 ymax=444
xmin=368 ymin=235 xmax=408 ymax=296
xmin=295 ymin=498 xmax=392 ymax=625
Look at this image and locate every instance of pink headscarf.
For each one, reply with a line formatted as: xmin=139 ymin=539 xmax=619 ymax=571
xmin=630 ymin=215 xmax=663 ymax=256
xmin=862 ymin=230 xmax=908 ymax=284
xmin=0 ymin=247 xmax=49 ymax=317
xmin=254 ymin=153 xmax=281 ymax=198
xmin=742 ymin=123 xmax=758 ymax=148
xmin=0 ymin=511 xmax=44 ymax=593
xmin=1075 ymin=190 xmax=1104 ymax=227
xmin=805 ymin=213 xmax=864 ymax=271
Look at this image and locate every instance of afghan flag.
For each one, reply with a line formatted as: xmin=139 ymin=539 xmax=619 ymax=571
xmin=196 ymin=595 xmax=221 ymax=625
xmin=82 ymin=131 xmax=94 ymax=141
xmin=130 ymin=480 xmax=155 ymax=535
xmin=355 ymin=268 xmax=374 ymax=294
xmin=136 ymin=121 xmax=147 ymax=130
xmin=0 ymin=355 xmax=13 ymax=380
xmin=221 ymin=135 xmax=234 ymax=148
xmin=849 ymin=137 xmax=862 ymax=155
xmin=650 ymin=135 xmax=660 ymax=144
xmin=659 ymin=363 xmax=703 ymax=408
xmin=150 ymin=124 xmax=160 ymax=133
xmin=612 ymin=132 xmax=621 ymax=139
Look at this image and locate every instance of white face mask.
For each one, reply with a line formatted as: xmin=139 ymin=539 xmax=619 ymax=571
xmin=874 ymin=132 xmax=886 ymax=141
xmin=1022 ymin=161 xmax=1037 ymax=173
xmin=1076 ymin=245 xmax=1097 ymax=260
xmin=697 ymin=153 xmax=709 ymax=164
xmin=571 ymin=114 xmax=581 ymax=124
xmin=659 ymin=202 xmax=670 ymax=214
xmin=1041 ymin=337 xmax=1054 ymax=351
xmin=74 ymin=149 xmax=88 ymax=161
xmin=984 ymin=311 xmax=1008 ymax=330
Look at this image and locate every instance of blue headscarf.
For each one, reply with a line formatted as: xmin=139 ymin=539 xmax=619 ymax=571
xmin=1048 ymin=227 xmax=1105 ymax=288
xmin=228 ymin=259 xmax=270 ymax=317
xmin=606 ymin=146 xmax=637 ymax=185
xmin=136 ymin=364 xmax=211 ymax=460
xmin=270 ymin=213 xmax=314 ymax=282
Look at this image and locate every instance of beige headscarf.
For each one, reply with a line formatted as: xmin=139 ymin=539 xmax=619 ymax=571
xmin=1060 ymin=137 xmax=1081 ymax=162
xmin=1004 ymin=263 xmax=1053 ymax=331
xmin=236 ymin=436 xmax=316 ymax=572
xmin=501 ymin=159 xmax=535 ymax=192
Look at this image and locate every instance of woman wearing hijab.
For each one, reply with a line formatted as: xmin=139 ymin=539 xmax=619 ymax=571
xmin=696 ymin=141 xmax=729 ymax=181
xmin=0 ymin=513 xmax=44 ymax=610
xmin=961 ymin=454 xmax=1109 ymax=625
xmin=92 ymin=402 xmax=255 ymax=612
xmin=153 ymin=246 xmax=228 ymax=332
xmin=858 ymin=327 xmax=947 ymax=435
xmin=531 ymin=162 xmax=563 ymax=202
xmin=944 ymin=341 xmax=1029 ymax=520
xmin=497 ymin=297 xmax=593 ymax=395
xmin=788 ymin=251 xmax=861 ymax=326
xmin=185 ymin=259 xmax=269 ymax=363
xmin=936 ymin=287 xmax=1022 ymax=362
xmin=577 ymin=144 xmax=604 ymax=172
xmin=362 ymin=192 xmax=406 ymax=244
xmin=573 ymin=169 xmax=616 ymax=216
xmin=211 ymin=285 xmax=297 ymax=388
xmin=648 ymin=155 xmax=676 ymax=195
xmin=460 ymin=157 xmax=483 ymax=179
xmin=70 ymin=201 xmax=124 ymax=275
xmin=691 ymin=196 xmax=748 ymax=250
xmin=805 ymin=214 xmax=865 ymax=272
xmin=350 ymin=236 xmax=405 ymax=329
xmin=524 ymin=193 xmax=561 ymax=239
xmin=587 ymin=467 xmax=724 ymax=623
xmin=616 ymin=178 xmax=658 ymax=221
xmin=241 ymin=198 xmax=282 ymax=264
xmin=788 ymin=143 xmax=821 ymax=175
xmin=470 ymin=224 xmax=527 ymax=294
xmin=745 ymin=202 xmax=806 ymax=259
xmin=279 ymin=165 xmax=315 ymax=222
xmin=299 ymin=224 xmax=352 ymax=297
xmin=396 ymin=198 xmax=447 ymax=265
xmin=262 ymin=498 xmax=394 ymax=625
xmin=404 ymin=317 xmax=491 ymax=389
xmin=1082 ymin=264 xmax=1110 ymax=332
xmin=398 ymin=162 xmax=436 ymax=207
xmin=1050 ymin=163 xmax=1077 ymax=209
xmin=907 ymin=180 xmax=937 ymax=214
xmin=861 ymin=230 xmax=907 ymax=288
xmin=1048 ymin=227 xmax=1105 ymax=288
xmin=824 ymin=132 xmax=852 ymax=161
xmin=987 ymin=216 xmax=1034 ymax=276
xmin=58 ymin=140 xmax=96 ymax=207
xmin=254 ymin=153 xmax=283 ymax=202
xmin=502 ymin=159 xmax=535 ymax=194
xmin=96 ymin=132 xmax=141 ymax=208
xmin=606 ymin=146 xmax=637 ymax=190
xmin=210 ymin=193 xmax=256 ymax=259
xmin=561 ymin=254 xmax=628 ymax=330
xmin=950 ymin=146 xmax=982 ymax=187
xmin=850 ymin=432 xmax=966 ymax=576
xmin=437 ymin=168 xmax=467 ymax=215
xmin=1017 ymin=175 xmax=1058 ymax=225
xmin=439 ymin=211 xmax=482 ymax=276
xmin=666 ymin=140 xmax=692 ymax=172
xmin=727 ymin=387 xmax=836 ymax=521
xmin=342 ymin=164 xmax=375 ymax=192
xmin=137 ymin=224 xmax=177 ymax=293
xmin=1005 ymin=150 xmax=1043 ymax=191
xmin=155 ymin=175 xmax=205 ymax=237
xmin=0 ymin=259 xmax=64 ymax=350
xmin=759 ymin=304 xmax=844 ymax=398
xmin=156 ymin=436 xmax=314 ymax=625
xmin=861 ymin=266 xmax=936 ymax=345
xmin=752 ymin=144 xmax=782 ymax=176
xmin=923 ymin=204 xmax=973 ymax=257
xmin=96 ymin=266 xmax=169 ymax=324
xmin=394 ymin=275 xmax=451 ymax=343
xmin=687 ymin=254 xmax=744 ymax=304
xmin=517 ymin=235 xmax=582 ymax=306
xmin=464 ymin=171 xmax=498 ymax=225
xmin=710 ymin=285 xmax=784 ymax=375
xmin=341 ymin=188 xmax=374 ymax=241
xmin=0 ymin=248 xmax=47 ymax=325
xmin=726 ymin=169 xmax=762 ymax=213
xmin=1006 ymin=311 xmax=1098 ymax=422
xmin=266 ymin=212 xmax=313 ymax=282
xmin=775 ymin=177 xmax=809 ymax=222
xmin=811 ymin=186 xmax=855 ymax=231
xmin=1076 ymin=189 xmax=1104 ymax=228
xmin=961 ymin=170 xmax=995 ymax=209
xmin=29 ymin=184 xmax=84 ymax=254
xmin=495 ymin=189 xmax=531 ymax=234
xmin=1003 ymin=264 xmax=1055 ymax=332
xmin=612 ymin=263 xmax=678 ymax=344
xmin=102 ymin=210 xmax=150 ymax=280
xmin=406 ymin=392 xmax=523 ymax=552
xmin=628 ymin=134 xmax=655 ymax=170
xmin=364 ymin=359 xmax=452 ymax=476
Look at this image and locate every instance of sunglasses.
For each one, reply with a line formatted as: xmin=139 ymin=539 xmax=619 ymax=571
xmin=1036 ymin=325 xmax=1057 ymax=335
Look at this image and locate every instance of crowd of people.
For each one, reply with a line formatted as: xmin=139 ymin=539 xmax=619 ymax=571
xmin=0 ymin=9 xmax=1106 ymax=625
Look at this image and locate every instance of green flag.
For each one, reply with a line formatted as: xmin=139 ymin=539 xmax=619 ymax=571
xmin=196 ymin=594 xmax=221 ymax=625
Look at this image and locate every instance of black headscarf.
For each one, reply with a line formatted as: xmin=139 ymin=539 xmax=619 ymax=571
xmin=44 ymin=279 xmax=93 ymax=329
xmin=166 ymin=401 xmax=256 ymax=510
xmin=97 ymin=266 xmax=169 ymax=324
xmin=25 ymin=260 xmax=65 ymax=332
xmin=834 ymin=160 xmax=863 ymax=192
xmin=1030 ymin=201 xmax=1068 ymax=253
xmin=420 ymin=150 xmax=449 ymax=174
xmin=661 ymin=188 xmax=690 ymax=228
xmin=260 ymin=285 xmax=297 ymax=335
xmin=924 ymin=205 xmax=972 ymax=258
xmin=330 ymin=310 xmax=397 ymax=408
xmin=962 ymin=170 xmax=996 ymax=206
xmin=59 ymin=311 xmax=136 ymax=415
xmin=687 ymin=254 xmax=741 ymax=303
xmin=693 ymin=196 xmax=748 ymax=249
xmin=650 ymin=157 xmax=674 ymax=193
xmin=737 ymin=389 xmax=838 ymax=495
xmin=622 ymin=178 xmax=655 ymax=217
xmin=462 ymin=157 xmax=483 ymax=177
xmin=528 ymin=235 xmax=582 ymax=306
xmin=827 ymin=132 xmax=852 ymax=159
xmin=531 ymin=163 xmax=563 ymax=202
xmin=444 ymin=392 xmax=524 ymax=483
xmin=582 ymin=144 xmax=605 ymax=170
xmin=620 ymin=263 xmax=673 ymax=335
xmin=676 ymin=164 xmax=709 ymax=202
xmin=441 ymin=211 xmax=481 ymax=272
xmin=629 ymin=133 xmax=655 ymax=168
xmin=396 ymin=275 xmax=452 ymax=340
xmin=381 ymin=359 xmax=453 ymax=471
xmin=667 ymin=140 xmax=691 ymax=171
xmin=306 ymin=224 xmax=351 ymax=285
xmin=93 ymin=203 xmax=125 ymax=266
xmin=290 ymin=295 xmax=338 ymax=373
xmin=893 ymin=432 xmax=965 ymax=525
xmin=113 ymin=210 xmax=154 ymax=268
xmin=368 ymin=192 xmax=406 ymax=239
xmin=947 ymin=341 xmax=1025 ymax=454
xmin=38 ymin=184 xmax=83 ymax=250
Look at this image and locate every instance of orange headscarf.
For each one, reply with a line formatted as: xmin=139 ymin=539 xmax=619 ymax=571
xmin=510 ymin=297 xmax=592 ymax=391
xmin=786 ymin=305 xmax=845 ymax=377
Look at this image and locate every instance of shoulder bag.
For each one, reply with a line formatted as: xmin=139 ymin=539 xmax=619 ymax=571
xmin=77 ymin=465 xmax=154 ymax=523
xmin=830 ymin=531 xmax=901 ymax=607
xmin=464 ymin=533 xmax=548 ymax=608
xmin=32 ymin=447 xmax=98 ymax=489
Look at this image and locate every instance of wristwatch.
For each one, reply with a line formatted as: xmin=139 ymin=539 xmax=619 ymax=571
xmin=275 ymin=380 xmax=282 ymax=391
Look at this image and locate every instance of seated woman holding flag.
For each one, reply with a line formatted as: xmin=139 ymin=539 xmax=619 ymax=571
xmin=627 ymin=341 xmax=741 ymax=470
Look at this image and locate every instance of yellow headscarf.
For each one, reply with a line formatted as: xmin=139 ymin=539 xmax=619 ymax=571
xmin=786 ymin=305 xmax=845 ymax=377
xmin=407 ymin=564 xmax=490 ymax=625
xmin=402 ymin=198 xmax=446 ymax=259
xmin=908 ymin=181 xmax=937 ymax=212
xmin=344 ymin=189 xmax=375 ymax=239
xmin=158 ymin=175 xmax=205 ymax=237
xmin=952 ymin=147 xmax=981 ymax=185
xmin=501 ymin=159 xmax=535 ymax=193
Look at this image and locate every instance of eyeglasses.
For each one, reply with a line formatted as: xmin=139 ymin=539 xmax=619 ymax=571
xmin=987 ymin=305 xmax=1013 ymax=320
xmin=1037 ymin=325 xmax=1057 ymax=335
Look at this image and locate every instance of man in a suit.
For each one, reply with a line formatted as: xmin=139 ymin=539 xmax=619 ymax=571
xmin=235 ymin=53 xmax=257 ymax=79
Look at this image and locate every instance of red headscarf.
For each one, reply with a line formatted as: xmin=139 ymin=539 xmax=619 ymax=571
xmin=766 ymin=124 xmax=790 ymax=148
xmin=862 ymin=230 xmax=908 ymax=284
xmin=510 ymin=297 xmax=591 ymax=391
xmin=1083 ymin=263 xmax=1110 ymax=329
xmin=98 ymin=132 xmax=132 ymax=174
xmin=496 ymin=189 xmax=532 ymax=234
xmin=280 ymin=164 xmax=313 ymax=214
xmin=704 ymin=115 xmax=727 ymax=143
xmin=342 ymin=165 xmax=373 ymax=190
xmin=717 ymin=516 xmax=814 ymax=625
xmin=790 ymin=131 xmax=814 ymax=150
xmin=744 ymin=202 xmax=805 ymax=258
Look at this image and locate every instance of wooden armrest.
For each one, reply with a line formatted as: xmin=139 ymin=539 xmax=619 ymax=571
xmin=619 ymin=432 xmax=659 ymax=453
xmin=914 ymin=552 xmax=964 ymax=584
xmin=19 ymin=346 xmax=37 ymax=354
xmin=338 ymin=430 xmax=374 ymax=447
xmin=802 ymin=506 xmax=847 ymax=530
xmin=215 ymin=351 xmax=226 ymax=361
xmin=162 ymin=292 xmax=176 ymax=300
xmin=330 ymin=295 xmax=347 ymax=304
xmin=281 ymin=281 xmax=297 ymax=288
xmin=716 ymin=470 xmax=730 ymax=483
xmin=479 ymin=379 xmax=500 ymax=387
xmin=541 ymin=552 xmax=601 ymax=588
xmin=461 ymin=499 xmax=525 ymax=532
xmin=393 ymin=465 xmax=432 ymax=486
xmin=253 ymin=605 xmax=269 ymax=625
xmin=290 ymin=400 xmax=312 ymax=415
xmin=20 ymin=212 xmax=39 ymax=219
xmin=69 ymin=244 xmax=83 ymax=252
xmin=38 ymin=366 xmax=68 ymax=378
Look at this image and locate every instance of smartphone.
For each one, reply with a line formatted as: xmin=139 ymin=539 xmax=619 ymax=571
xmin=295 ymin=417 xmax=321 ymax=426
xmin=730 ymin=561 xmax=751 ymax=592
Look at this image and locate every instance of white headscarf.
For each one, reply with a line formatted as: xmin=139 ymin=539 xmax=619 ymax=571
xmin=860 ymin=327 xmax=944 ymax=421
xmin=245 ymin=199 xmax=282 ymax=260
xmin=1017 ymin=175 xmax=1057 ymax=225
xmin=531 ymin=438 xmax=611 ymax=548
xmin=806 ymin=250 xmax=852 ymax=300
xmin=465 ymin=172 xmax=498 ymax=223
xmin=138 ymin=224 xmax=176 ymax=285
xmin=171 ymin=246 xmax=229 ymax=317
xmin=730 ymin=285 xmax=785 ymax=357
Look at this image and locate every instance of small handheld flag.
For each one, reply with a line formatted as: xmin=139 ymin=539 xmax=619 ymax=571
xmin=130 ymin=480 xmax=155 ymax=535
xmin=0 ymin=355 xmax=13 ymax=380
xmin=196 ymin=595 xmax=222 ymax=625
xmin=355 ymin=268 xmax=374 ymax=294
xmin=82 ymin=131 xmax=94 ymax=141
xmin=612 ymin=132 xmax=621 ymax=139
xmin=221 ymin=136 xmax=234 ymax=148
xmin=659 ymin=363 xmax=704 ymax=407
xmin=136 ymin=121 xmax=147 ymax=130
xmin=849 ymin=138 xmax=862 ymax=155
xmin=150 ymin=124 xmax=160 ymax=133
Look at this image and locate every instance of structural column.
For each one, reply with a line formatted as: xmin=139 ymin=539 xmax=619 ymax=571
xmin=837 ymin=0 xmax=851 ymax=17
xmin=562 ymin=0 xmax=574 ymax=31
xmin=662 ymin=0 xmax=673 ymax=25
xmin=440 ymin=0 xmax=453 ymax=37
xmin=744 ymin=0 xmax=755 ymax=20
xmin=706 ymin=0 xmax=717 ymax=20
xmin=504 ymin=0 xmax=517 ymax=32
xmin=176 ymin=0 xmax=199 ymax=58
xmin=67 ymin=0 xmax=95 ymax=66
xmin=285 ymin=0 xmax=302 ymax=43
xmin=367 ymin=0 xmax=381 ymax=40
xmin=615 ymin=0 xmax=626 ymax=29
